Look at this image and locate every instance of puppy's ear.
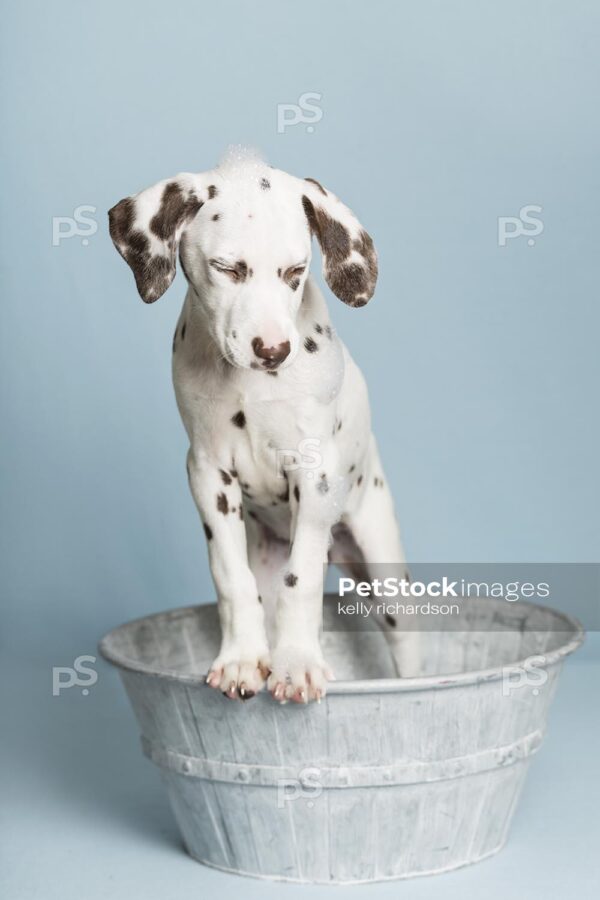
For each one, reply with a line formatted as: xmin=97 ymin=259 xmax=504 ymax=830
xmin=108 ymin=174 xmax=205 ymax=303
xmin=301 ymin=178 xmax=378 ymax=307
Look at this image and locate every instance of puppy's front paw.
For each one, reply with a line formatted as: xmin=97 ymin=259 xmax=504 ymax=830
xmin=268 ymin=645 xmax=334 ymax=704
xmin=206 ymin=645 xmax=270 ymax=701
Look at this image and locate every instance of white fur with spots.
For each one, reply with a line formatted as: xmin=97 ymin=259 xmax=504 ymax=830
xmin=109 ymin=151 xmax=417 ymax=703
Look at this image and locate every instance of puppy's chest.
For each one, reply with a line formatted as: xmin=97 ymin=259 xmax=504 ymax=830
xmin=226 ymin=403 xmax=301 ymax=506
xmin=186 ymin=343 xmax=344 ymax=505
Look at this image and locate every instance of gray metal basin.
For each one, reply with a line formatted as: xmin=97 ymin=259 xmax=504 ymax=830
xmin=100 ymin=596 xmax=583 ymax=883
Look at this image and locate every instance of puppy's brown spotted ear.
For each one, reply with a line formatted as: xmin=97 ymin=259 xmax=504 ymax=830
xmin=301 ymin=178 xmax=378 ymax=307
xmin=108 ymin=174 xmax=205 ymax=303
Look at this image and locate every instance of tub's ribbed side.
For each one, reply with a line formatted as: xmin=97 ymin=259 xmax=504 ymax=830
xmin=118 ymin=659 xmax=563 ymax=882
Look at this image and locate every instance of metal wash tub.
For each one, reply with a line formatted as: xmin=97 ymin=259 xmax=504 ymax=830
xmin=99 ymin=597 xmax=583 ymax=883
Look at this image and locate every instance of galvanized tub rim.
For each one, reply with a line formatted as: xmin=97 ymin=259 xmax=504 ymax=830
xmin=98 ymin=595 xmax=584 ymax=694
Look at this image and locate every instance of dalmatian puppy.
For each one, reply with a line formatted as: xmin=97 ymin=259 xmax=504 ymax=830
xmin=109 ymin=151 xmax=416 ymax=704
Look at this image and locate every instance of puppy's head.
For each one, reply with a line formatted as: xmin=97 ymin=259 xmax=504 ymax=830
xmin=109 ymin=152 xmax=377 ymax=371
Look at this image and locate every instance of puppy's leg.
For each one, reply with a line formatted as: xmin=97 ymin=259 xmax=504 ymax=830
xmin=245 ymin=517 xmax=289 ymax=650
xmin=333 ymin=439 xmax=421 ymax=677
xmin=267 ymin=470 xmax=339 ymax=704
xmin=187 ymin=450 xmax=269 ymax=700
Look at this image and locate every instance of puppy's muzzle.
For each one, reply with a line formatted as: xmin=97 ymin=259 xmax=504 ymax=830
xmin=252 ymin=337 xmax=291 ymax=369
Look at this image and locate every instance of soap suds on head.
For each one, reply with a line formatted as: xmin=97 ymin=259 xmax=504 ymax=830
xmin=217 ymin=145 xmax=268 ymax=183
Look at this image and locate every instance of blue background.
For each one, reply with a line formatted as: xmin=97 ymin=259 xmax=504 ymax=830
xmin=2 ymin=1 xmax=598 ymax=897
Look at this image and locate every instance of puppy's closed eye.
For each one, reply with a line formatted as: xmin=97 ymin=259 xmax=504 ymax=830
xmin=209 ymin=259 xmax=248 ymax=283
xmin=283 ymin=263 xmax=306 ymax=291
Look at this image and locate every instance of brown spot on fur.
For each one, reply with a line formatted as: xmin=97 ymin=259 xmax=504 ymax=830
xmin=314 ymin=323 xmax=323 ymax=334
xmin=203 ymin=523 xmax=213 ymax=540
xmin=301 ymin=196 xmax=377 ymax=307
xmin=260 ymin=177 xmax=271 ymax=190
xmin=328 ymin=262 xmax=374 ymax=308
xmin=385 ymin=613 xmax=397 ymax=627
xmin=304 ymin=177 xmax=327 ymax=196
xmin=284 ymin=573 xmax=298 ymax=587
xmin=216 ymin=493 xmax=229 ymax=514
xmin=229 ymin=468 xmax=238 ymax=479
xmin=317 ymin=473 xmax=329 ymax=494
xmin=293 ymin=485 xmax=300 ymax=502
xmin=108 ymin=196 xmax=135 ymax=241
xmin=207 ymin=185 xmax=218 ymax=199
xmin=220 ymin=469 xmax=232 ymax=486
xmin=304 ymin=336 xmax=318 ymax=353
xmin=302 ymin=195 xmax=351 ymax=265
xmin=266 ymin=370 xmax=278 ymax=376
xmin=150 ymin=182 xmax=202 ymax=241
xmin=231 ymin=410 xmax=246 ymax=428
xmin=212 ymin=213 xmax=220 ymax=221
xmin=357 ymin=475 xmax=363 ymax=486
xmin=108 ymin=184 xmax=202 ymax=304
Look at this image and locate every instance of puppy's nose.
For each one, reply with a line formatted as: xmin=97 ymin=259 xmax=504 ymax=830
xmin=252 ymin=337 xmax=291 ymax=368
